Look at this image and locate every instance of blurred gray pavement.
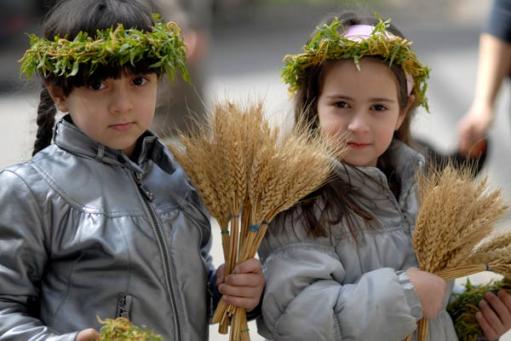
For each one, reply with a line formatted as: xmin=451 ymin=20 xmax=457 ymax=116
xmin=1 ymin=1 xmax=511 ymax=340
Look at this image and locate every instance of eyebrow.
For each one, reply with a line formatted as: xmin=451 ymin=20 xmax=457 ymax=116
xmin=324 ymin=94 xmax=396 ymax=103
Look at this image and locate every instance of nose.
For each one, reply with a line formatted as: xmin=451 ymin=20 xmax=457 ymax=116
xmin=347 ymin=112 xmax=370 ymax=134
xmin=109 ymin=83 xmax=133 ymax=114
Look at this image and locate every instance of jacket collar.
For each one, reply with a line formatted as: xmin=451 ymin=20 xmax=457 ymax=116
xmin=53 ymin=116 xmax=175 ymax=174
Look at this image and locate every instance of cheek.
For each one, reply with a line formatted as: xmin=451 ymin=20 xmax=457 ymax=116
xmin=318 ymin=113 xmax=346 ymax=137
xmin=68 ymin=97 xmax=105 ymax=134
xmin=142 ymin=97 xmax=157 ymax=121
xmin=142 ymin=85 xmax=158 ymax=114
xmin=69 ymin=115 xmax=102 ymax=143
xmin=395 ymin=112 xmax=406 ymax=130
xmin=375 ymin=124 xmax=398 ymax=147
xmin=144 ymin=109 xmax=156 ymax=126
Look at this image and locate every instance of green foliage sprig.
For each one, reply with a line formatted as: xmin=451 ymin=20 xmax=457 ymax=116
xmin=281 ymin=17 xmax=430 ymax=111
xmin=98 ymin=317 xmax=163 ymax=341
xmin=19 ymin=21 xmax=189 ymax=82
xmin=447 ymin=278 xmax=511 ymax=341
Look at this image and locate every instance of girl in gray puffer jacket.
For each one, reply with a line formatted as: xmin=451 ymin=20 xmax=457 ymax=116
xmin=257 ymin=12 xmax=511 ymax=341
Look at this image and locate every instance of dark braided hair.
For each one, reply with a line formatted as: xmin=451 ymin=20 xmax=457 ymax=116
xmin=33 ymin=87 xmax=57 ymax=155
xmin=32 ymin=0 xmax=157 ymax=155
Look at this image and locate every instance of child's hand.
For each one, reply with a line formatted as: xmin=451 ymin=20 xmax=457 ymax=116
xmin=406 ymin=267 xmax=447 ymax=319
xmin=77 ymin=328 xmax=99 ymax=341
xmin=476 ymin=290 xmax=511 ymax=340
xmin=216 ymin=259 xmax=265 ymax=312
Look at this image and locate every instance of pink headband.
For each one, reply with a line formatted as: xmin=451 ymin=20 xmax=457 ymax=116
xmin=343 ymin=24 xmax=414 ymax=96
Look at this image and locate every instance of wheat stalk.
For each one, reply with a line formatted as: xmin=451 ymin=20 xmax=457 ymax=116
xmin=170 ymin=100 xmax=340 ymax=341
xmin=406 ymin=164 xmax=508 ymax=341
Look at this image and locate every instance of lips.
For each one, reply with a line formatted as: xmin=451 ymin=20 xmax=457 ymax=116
xmin=109 ymin=122 xmax=134 ymax=132
xmin=347 ymin=142 xmax=371 ymax=148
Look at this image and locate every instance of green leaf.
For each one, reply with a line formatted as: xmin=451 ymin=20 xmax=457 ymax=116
xmin=280 ymin=14 xmax=431 ymax=110
xmin=18 ymin=19 xmax=189 ymax=82
xmin=70 ymin=60 xmax=80 ymax=76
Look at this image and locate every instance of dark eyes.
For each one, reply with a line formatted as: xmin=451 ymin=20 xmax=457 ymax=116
xmin=370 ymin=104 xmax=388 ymax=111
xmin=87 ymin=76 xmax=148 ymax=91
xmin=334 ymin=101 xmax=349 ymax=109
xmin=88 ymin=80 xmax=106 ymax=91
xmin=332 ymin=102 xmax=388 ymax=112
xmin=132 ymin=76 xmax=147 ymax=86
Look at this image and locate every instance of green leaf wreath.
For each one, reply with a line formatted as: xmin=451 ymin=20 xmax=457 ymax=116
xmin=19 ymin=20 xmax=189 ymax=82
xmin=281 ymin=17 xmax=430 ymax=111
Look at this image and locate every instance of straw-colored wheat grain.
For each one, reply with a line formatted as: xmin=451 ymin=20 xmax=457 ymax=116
xmin=422 ymin=172 xmax=471 ymax=270
xmin=473 ymin=231 xmax=511 ymax=256
xmin=490 ymin=264 xmax=511 ymax=278
xmin=171 ymin=139 xmax=226 ymax=226
xmin=171 ymin=100 xmax=341 ymax=341
xmin=444 ymin=190 xmax=505 ymax=269
xmin=409 ymin=165 xmax=507 ymax=341
xmin=211 ymin=105 xmax=237 ymax=215
xmin=413 ymin=166 xmax=505 ymax=273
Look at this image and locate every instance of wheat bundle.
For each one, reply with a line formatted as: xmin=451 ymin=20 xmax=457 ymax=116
xmin=169 ymin=101 xmax=340 ymax=341
xmin=405 ymin=165 xmax=509 ymax=341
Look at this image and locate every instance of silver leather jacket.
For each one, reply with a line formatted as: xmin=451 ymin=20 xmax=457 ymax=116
xmin=0 ymin=118 xmax=215 ymax=340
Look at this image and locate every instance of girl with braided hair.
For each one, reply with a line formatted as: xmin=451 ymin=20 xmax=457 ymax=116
xmin=0 ymin=1 xmax=264 ymax=340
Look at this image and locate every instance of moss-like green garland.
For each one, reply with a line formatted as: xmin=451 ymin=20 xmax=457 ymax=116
xmin=98 ymin=317 xmax=163 ymax=340
xmin=19 ymin=20 xmax=189 ymax=82
xmin=447 ymin=278 xmax=511 ymax=341
xmin=282 ymin=17 xmax=430 ymax=111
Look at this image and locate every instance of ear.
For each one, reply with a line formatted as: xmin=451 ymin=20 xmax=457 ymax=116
xmin=45 ymin=83 xmax=69 ymax=112
xmin=395 ymin=95 xmax=416 ymax=130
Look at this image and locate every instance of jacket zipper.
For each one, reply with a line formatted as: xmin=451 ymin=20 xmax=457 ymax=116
xmin=131 ymin=171 xmax=181 ymax=340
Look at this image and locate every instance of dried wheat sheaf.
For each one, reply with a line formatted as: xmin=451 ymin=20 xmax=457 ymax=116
xmin=406 ymin=165 xmax=509 ymax=341
xmin=169 ymin=101 xmax=343 ymax=341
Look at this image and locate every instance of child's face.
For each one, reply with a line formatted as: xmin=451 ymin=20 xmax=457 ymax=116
xmin=58 ymin=72 xmax=158 ymax=157
xmin=317 ymin=58 xmax=406 ymax=167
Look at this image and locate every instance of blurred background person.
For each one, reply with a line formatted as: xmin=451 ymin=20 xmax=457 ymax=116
xmin=151 ymin=0 xmax=213 ymax=139
xmin=0 ymin=0 xmax=41 ymax=92
xmin=458 ymin=0 xmax=511 ymax=157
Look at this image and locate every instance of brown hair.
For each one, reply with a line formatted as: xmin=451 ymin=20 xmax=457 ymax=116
xmin=283 ymin=12 xmax=419 ymax=238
